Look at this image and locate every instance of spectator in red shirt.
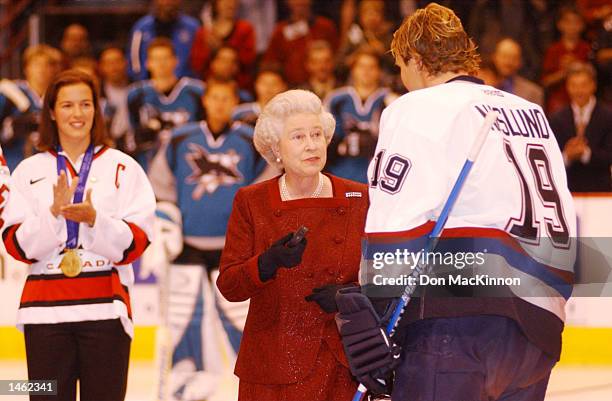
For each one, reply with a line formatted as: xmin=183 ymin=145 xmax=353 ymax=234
xmin=541 ymin=7 xmax=592 ymax=114
xmin=263 ymin=0 xmax=338 ymax=86
xmin=577 ymin=0 xmax=612 ymax=26
xmin=190 ymin=0 xmax=256 ymax=90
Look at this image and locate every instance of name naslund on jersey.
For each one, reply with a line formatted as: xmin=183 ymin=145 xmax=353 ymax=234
xmin=366 ymin=80 xmax=576 ymax=320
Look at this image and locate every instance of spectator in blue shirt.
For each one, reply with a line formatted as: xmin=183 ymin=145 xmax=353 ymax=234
xmin=127 ymin=0 xmax=200 ymax=81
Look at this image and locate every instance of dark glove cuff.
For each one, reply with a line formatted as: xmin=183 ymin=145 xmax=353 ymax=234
xmin=257 ymin=253 xmax=277 ymax=282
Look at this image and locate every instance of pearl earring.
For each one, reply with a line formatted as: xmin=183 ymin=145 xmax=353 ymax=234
xmin=275 ymin=156 xmax=281 ymax=163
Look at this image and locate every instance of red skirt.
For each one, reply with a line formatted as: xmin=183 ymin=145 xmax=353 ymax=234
xmin=238 ymin=342 xmax=357 ymax=401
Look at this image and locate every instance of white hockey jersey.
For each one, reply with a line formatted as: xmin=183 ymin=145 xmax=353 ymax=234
xmin=365 ymin=77 xmax=577 ymax=320
xmin=1 ymin=146 xmax=156 ymax=337
xmin=0 ymin=145 xmax=9 ymax=228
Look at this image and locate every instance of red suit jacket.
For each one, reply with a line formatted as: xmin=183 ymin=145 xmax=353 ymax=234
xmin=217 ymin=175 xmax=368 ymax=384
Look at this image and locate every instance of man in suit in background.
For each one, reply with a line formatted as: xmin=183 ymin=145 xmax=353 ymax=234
xmin=492 ymin=38 xmax=545 ymax=107
xmin=550 ymin=62 xmax=612 ymax=192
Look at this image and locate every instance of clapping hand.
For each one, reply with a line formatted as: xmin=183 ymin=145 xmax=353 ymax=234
xmin=60 ymin=188 xmax=97 ymax=227
xmin=50 ymin=170 xmax=77 ymax=218
xmin=564 ymin=136 xmax=588 ymax=162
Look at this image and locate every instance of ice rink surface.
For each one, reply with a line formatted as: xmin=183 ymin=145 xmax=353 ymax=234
xmin=0 ymin=361 xmax=611 ymax=400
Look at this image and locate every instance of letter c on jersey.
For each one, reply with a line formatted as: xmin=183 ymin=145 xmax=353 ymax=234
xmin=115 ymin=163 xmax=126 ymax=189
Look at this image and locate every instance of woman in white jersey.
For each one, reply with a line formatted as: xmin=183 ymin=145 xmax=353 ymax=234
xmin=1 ymin=69 xmax=155 ymax=400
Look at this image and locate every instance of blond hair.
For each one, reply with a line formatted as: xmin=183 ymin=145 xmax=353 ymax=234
xmin=23 ymin=44 xmax=62 ymax=68
xmin=391 ymin=3 xmax=480 ymax=75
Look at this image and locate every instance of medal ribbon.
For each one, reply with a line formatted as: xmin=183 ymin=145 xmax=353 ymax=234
xmin=56 ymin=144 xmax=95 ymax=250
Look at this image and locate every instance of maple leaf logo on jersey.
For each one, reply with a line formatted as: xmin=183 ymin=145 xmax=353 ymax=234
xmin=185 ymin=143 xmax=243 ymax=199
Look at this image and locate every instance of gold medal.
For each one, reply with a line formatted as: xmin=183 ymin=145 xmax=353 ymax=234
xmin=59 ymin=249 xmax=82 ymax=277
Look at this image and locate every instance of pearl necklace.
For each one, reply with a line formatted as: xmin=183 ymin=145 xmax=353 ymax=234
xmin=280 ymin=173 xmax=324 ymax=200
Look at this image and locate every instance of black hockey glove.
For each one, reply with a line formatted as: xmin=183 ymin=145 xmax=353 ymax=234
xmin=257 ymin=232 xmax=307 ymax=282
xmin=134 ymin=126 xmax=159 ymax=151
xmin=337 ymin=126 xmax=377 ymax=158
xmin=12 ymin=113 xmax=39 ymax=140
xmin=114 ymin=133 xmax=136 ymax=154
xmin=335 ymin=286 xmax=401 ymax=395
xmin=305 ymin=283 xmax=359 ymax=313
xmin=357 ymin=128 xmax=378 ymax=159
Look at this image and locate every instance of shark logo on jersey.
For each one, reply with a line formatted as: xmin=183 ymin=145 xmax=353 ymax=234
xmin=185 ymin=143 xmax=243 ymax=199
xmin=139 ymin=105 xmax=190 ymax=131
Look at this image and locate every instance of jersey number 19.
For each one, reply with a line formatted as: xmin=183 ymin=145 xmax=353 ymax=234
xmin=504 ymin=140 xmax=570 ymax=249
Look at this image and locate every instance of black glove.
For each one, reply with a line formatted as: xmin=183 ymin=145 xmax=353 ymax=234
xmin=258 ymin=232 xmax=307 ymax=282
xmin=12 ymin=113 xmax=39 ymax=138
xmin=2 ymin=113 xmax=39 ymax=146
xmin=337 ymin=126 xmax=377 ymax=158
xmin=114 ymin=133 xmax=135 ymax=154
xmin=134 ymin=126 xmax=159 ymax=151
xmin=335 ymin=286 xmax=401 ymax=395
xmin=357 ymin=128 xmax=378 ymax=158
xmin=305 ymin=283 xmax=358 ymax=313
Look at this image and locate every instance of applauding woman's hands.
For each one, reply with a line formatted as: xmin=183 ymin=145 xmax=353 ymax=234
xmin=50 ymin=170 xmax=97 ymax=226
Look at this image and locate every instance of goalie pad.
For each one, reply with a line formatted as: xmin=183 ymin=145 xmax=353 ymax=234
xmin=158 ymin=264 xmax=224 ymax=401
xmin=139 ymin=201 xmax=183 ymax=280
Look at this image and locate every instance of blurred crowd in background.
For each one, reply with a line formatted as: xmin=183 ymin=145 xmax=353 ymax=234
xmin=0 ymin=0 xmax=610 ymax=191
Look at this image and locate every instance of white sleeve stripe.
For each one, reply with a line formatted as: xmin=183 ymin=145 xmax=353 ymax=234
xmin=0 ymin=79 xmax=31 ymax=112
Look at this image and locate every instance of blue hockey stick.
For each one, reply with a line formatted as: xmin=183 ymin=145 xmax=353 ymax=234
xmin=352 ymin=110 xmax=499 ymax=401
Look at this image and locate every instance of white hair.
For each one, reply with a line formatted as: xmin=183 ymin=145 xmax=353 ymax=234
xmin=254 ymin=89 xmax=335 ymax=169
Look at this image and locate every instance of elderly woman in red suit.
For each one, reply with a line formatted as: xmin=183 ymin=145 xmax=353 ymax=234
xmin=216 ymin=89 xmax=367 ymax=400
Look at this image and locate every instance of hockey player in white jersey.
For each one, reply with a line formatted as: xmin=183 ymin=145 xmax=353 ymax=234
xmin=335 ymin=4 xmax=576 ymax=401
